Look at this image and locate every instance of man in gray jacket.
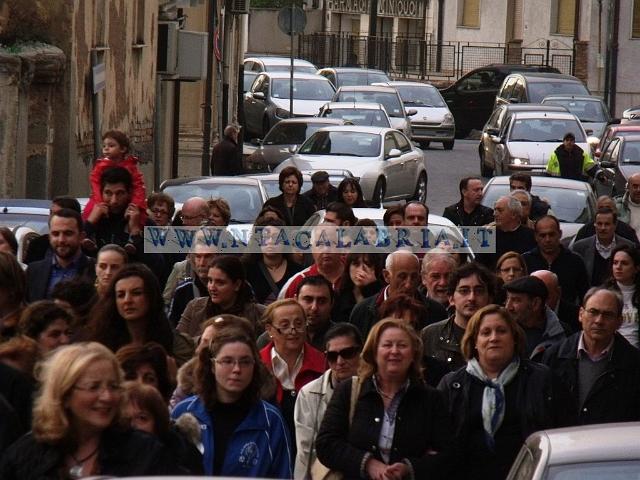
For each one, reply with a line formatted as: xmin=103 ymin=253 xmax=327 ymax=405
xmin=293 ymin=323 xmax=362 ymax=479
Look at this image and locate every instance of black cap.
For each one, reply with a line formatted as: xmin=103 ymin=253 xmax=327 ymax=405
xmin=311 ymin=171 xmax=329 ymax=183
xmin=504 ymin=276 xmax=548 ymax=300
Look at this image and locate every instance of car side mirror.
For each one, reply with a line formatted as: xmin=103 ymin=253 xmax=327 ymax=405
xmin=253 ymin=91 xmax=265 ymax=100
xmin=509 ymin=97 xmax=520 ymax=104
xmin=288 ymin=145 xmax=298 ymax=154
xmin=490 ymin=135 xmax=502 ymax=144
xmin=486 ymin=128 xmax=499 ymax=136
xmin=406 ymin=109 xmax=418 ymax=116
xmin=600 ymin=160 xmax=615 ymax=168
xmin=386 ymin=148 xmax=402 ymax=159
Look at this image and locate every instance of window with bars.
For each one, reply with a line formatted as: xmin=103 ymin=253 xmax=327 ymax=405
xmin=459 ymin=0 xmax=480 ymax=28
xmin=553 ymin=0 xmax=575 ymax=36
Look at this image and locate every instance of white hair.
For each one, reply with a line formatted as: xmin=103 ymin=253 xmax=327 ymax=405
xmin=496 ymin=195 xmax=523 ymax=217
xmin=385 ymin=249 xmax=419 ymax=271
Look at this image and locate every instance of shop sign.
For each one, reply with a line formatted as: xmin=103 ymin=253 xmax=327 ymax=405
xmin=326 ymin=0 xmax=370 ymax=14
xmin=378 ymin=0 xmax=424 ymax=18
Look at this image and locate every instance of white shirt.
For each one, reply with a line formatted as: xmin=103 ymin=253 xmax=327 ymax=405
xmin=617 ymin=282 xmax=639 ymax=348
xmin=271 ymin=346 xmax=304 ymax=390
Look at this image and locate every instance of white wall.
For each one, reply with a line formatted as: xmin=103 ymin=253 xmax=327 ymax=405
xmin=442 ymin=0 xmax=509 ymax=43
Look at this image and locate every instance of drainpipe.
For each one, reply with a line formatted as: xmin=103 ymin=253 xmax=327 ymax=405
xmin=435 ymin=0 xmax=444 ymax=71
xmin=572 ymin=0 xmax=580 ymax=76
xmin=609 ymin=0 xmax=619 ymax=115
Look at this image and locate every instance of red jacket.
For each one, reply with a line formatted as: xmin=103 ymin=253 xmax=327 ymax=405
xmin=260 ymin=341 xmax=326 ymax=404
xmin=82 ymin=155 xmax=147 ymax=225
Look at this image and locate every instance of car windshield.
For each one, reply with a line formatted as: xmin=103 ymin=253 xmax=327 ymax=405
xmin=622 ymin=141 xmax=640 ymax=164
xmin=395 ymin=85 xmax=446 ymax=107
xmin=271 ymin=79 xmax=334 ymax=100
xmin=321 ymin=108 xmax=391 ymax=127
xmin=338 ymin=72 xmax=390 ymax=87
xmin=528 ymin=81 xmax=589 ymax=102
xmin=265 ymin=65 xmax=317 ymax=74
xmin=482 ymin=184 xmax=593 ymax=223
xmin=336 ymin=91 xmax=403 ymax=117
xmin=0 ymin=213 xmax=50 ymax=234
xmin=509 ymin=118 xmax=586 ymax=142
xmin=543 ymin=99 xmax=608 ymax=122
xmin=263 ymin=122 xmax=331 ymax=145
xmin=162 ymin=184 xmax=263 ymax=223
xmin=299 ymin=131 xmax=381 ymax=157
xmin=547 ymin=460 xmax=640 ymax=479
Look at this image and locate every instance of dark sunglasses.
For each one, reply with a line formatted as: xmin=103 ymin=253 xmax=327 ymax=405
xmin=325 ymin=346 xmax=360 ymax=363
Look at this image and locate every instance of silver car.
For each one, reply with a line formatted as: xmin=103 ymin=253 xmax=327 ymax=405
xmin=332 ymin=86 xmax=415 ymax=139
xmin=378 ymin=81 xmax=455 ymax=149
xmin=243 ymin=56 xmax=317 ymax=74
xmin=243 ymin=117 xmax=348 ymax=171
xmin=317 ymin=102 xmax=392 ymax=128
xmin=541 ymin=95 xmax=611 ymax=138
xmin=485 ymin=110 xmax=588 ymax=175
xmin=243 ymin=72 xmax=336 ymax=138
xmin=274 ymin=126 xmax=427 ymax=204
xmin=507 ymin=422 xmax=640 ymax=480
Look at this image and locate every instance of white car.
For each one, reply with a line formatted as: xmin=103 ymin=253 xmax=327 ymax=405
xmin=317 ymin=102 xmax=392 ymax=128
xmin=275 ymin=126 xmax=427 ymax=205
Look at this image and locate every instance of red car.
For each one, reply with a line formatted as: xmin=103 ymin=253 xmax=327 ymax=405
xmin=594 ymin=123 xmax=640 ymax=157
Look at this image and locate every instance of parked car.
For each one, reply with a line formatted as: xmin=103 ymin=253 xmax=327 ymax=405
xmin=377 ymin=81 xmax=455 ymax=149
xmin=243 ymin=117 xmax=348 ymax=171
xmin=599 ymin=135 xmax=640 ymax=196
xmin=0 ymin=199 xmax=51 ymax=263
xmin=243 ymin=72 xmax=335 ymax=137
xmin=478 ymin=104 xmax=569 ymax=177
xmin=481 ymin=175 xmax=596 ymax=242
xmin=439 ymin=64 xmax=560 ymax=138
xmin=274 ymin=126 xmax=427 ymax=205
xmin=593 ymin=122 xmax=640 ymax=157
xmin=245 ymin=171 xmax=350 ymax=198
xmin=316 ymin=67 xmax=390 ymax=89
xmin=481 ymin=110 xmax=588 ymax=176
xmin=159 ymin=177 xmax=269 ymax=224
xmin=541 ymin=95 xmax=610 ymax=137
xmin=622 ymin=105 xmax=640 ymax=120
xmin=243 ymin=56 xmax=317 ymax=74
xmin=332 ymin=85 xmax=415 ymax=138
xmin=317 ymin=102 xmax=392 ymax=128
xmin=507 ymin=422 xmax=640 ymax=480
xmin=494 ymin=72 xmax=589 ymax=109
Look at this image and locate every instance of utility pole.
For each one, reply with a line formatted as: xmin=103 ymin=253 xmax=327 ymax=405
xmin=202 ymin=0 xmax=217 ymax=175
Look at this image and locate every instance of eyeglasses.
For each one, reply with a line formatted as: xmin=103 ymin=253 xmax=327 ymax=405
xmin=73 ymin=381 xmax=123 ymax=395
xmin=499 ymin=267 xmax=523 ymax=274
xmin=455 ymin=286 xmax=487 ymax=296
xmin=584 ymin=307 xmax=618 ymax=322
xmin=213 ymin=357 xmax=255 ymax=369
xmin=325 ymin=346 xmax=360 ymax=363
xmin=272 ymin=323 xmax=306 ymax=335
xmin=150 ymin=208 xmax=170 ymax=216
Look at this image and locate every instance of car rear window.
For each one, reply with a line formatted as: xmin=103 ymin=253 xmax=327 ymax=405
xmin=528 ymin=81 xmax=589 ymax=102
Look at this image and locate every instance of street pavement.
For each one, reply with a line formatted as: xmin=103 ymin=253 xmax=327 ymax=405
xmin=424 ymin=139 xmax=480 ymax=217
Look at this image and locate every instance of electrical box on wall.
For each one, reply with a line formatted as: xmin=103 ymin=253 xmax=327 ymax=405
xmin=157 ymin=21 xmax=179 ymax=74
xmin=177 ymin=30 xmax=208 ymax=80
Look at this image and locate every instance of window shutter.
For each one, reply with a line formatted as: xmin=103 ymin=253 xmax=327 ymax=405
xmin=556 ymin=0 xmax=576 ymax=35
xmin=633 ymin=0 xmax=640 ymax=38
xmin=512 ymin=0 xmax=523 ymax=40
xmin=462 ymin=0 xmax=480 ymax=27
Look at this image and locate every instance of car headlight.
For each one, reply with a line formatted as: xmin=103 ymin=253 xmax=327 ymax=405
xmin=442 ymin=113 xmax=454 ymax=126
xmin=275 ymin=108 xmax=290 ymax=119
xmin=510 ymin=157 xmax=529 ymax=166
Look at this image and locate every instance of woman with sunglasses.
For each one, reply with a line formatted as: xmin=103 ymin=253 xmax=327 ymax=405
xmin=293 ymin=323 xmax=362 ymax=479
xmin=171 ymin=327 xmax=293 ymax=477
xmin=259 ymin=299 xmax=325 ymax=442
xmin=0 ymin=342 xmax=174 ymax=479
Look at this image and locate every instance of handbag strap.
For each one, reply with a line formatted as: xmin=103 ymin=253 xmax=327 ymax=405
xmin=348 ymin=376 xmax=361 ymax=426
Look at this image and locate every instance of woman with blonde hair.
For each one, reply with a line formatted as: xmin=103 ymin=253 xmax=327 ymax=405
xmin=316 ymin=318 xmax=453 ymax=479
xmin=0 ymin=342 xmax=175 ymax=479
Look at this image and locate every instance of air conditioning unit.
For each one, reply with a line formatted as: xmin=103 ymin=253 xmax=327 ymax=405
xmin=177 ymin=30 xmax=208 ymax=80
xmin=157 ymin=21 xmax=179 ymax=74
xmin=229 ymin=0 xmax=250 ymax=15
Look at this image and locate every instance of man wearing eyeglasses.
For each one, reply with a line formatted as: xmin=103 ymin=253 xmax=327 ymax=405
xmin=542 ymin=287 xmax=640 ymax=425
xmin=293 ymin=323 xmax=362 ymax=479
xmin=422 ymin=262 xmax=495 ymax=372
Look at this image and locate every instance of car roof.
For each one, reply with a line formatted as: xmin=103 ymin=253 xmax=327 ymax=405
xmin=321 ymin=67 xmax=387 ymax=74
xmin=499 ymin=103 xmax=569 ymax=113
xmin=245 ymin=56 xmax=315 ymax=66
xmin=323 ymin=102 xmax=386 ymax=110
xmin=315 ymin=125 xmax=391 ymax=134
xmin=528 ymin=422 xmax=640 ymax=465
xmin=486 ymin=175 xmax=590 ymax=190
xmin=260 ymin=72 xmax=329 ymax=80
xmin=510 ymin=110 xmax=580 ymax=120
xmin=379 ymin=81 xmax=436 ymax=88
xmin=619 ymin=135 xmax=640 ymax=142
xmin=337 ymin=85 xmax=397 ymax=93
xmin=0 ymin=199 xmax=52 ymax=209
xmin=507 ymin=72 xmax=584 ymax=82
xmin=273 ymin=117 xmax=348 ymax=125
xmin=609 ymin=124 xmax=640 ymax=133
xmin=159 ymin=176 xmax=262 ymax=190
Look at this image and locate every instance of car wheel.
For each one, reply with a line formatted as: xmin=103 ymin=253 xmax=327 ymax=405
xmin=420 ymin=141 xmax=431 ymax=149
xmin=262 ymin=117 xmax=271 ymax=138
xmin=372 ymin=178 xmax=386 ymax=207
xmin=413 ymin=172 xmax=427 ymax=203
xmin=479 ymin=150 xmax=493 ymax=177
xmin=443 ymin=140 xmax=454 ymax=150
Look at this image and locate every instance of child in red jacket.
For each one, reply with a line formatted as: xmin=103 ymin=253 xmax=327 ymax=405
xmin=83 ymin=130 xmax=147 ymax=226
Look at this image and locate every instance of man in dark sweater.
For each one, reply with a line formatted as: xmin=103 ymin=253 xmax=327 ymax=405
xmin=210 ymin=125 xmax=242 ymax=175
xmin=442 ymin=176 xmax=494 ymax=227
xmin=523 ymin=215 xmax=590 ymax=306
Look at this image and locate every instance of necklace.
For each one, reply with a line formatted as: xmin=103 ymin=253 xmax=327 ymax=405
xmin=68 ymin=445 xmax=99 ymax=479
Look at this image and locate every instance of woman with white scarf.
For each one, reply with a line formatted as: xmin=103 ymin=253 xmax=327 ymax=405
xmin=438 ymin=305 xmax=571 ymax=480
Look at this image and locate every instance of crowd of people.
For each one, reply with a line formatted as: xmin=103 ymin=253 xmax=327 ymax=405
xmin=1 ymin=129 xmax=640 ymax=479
